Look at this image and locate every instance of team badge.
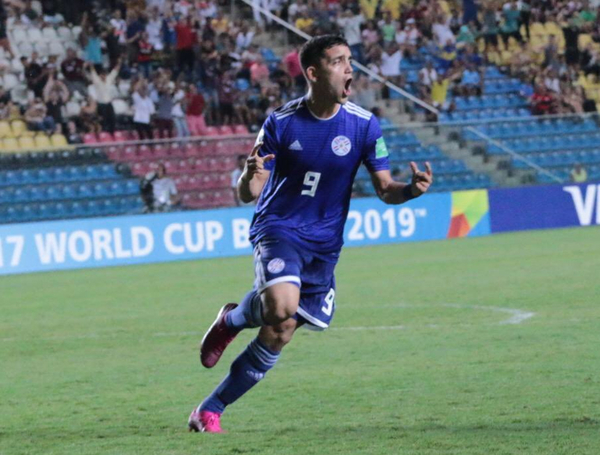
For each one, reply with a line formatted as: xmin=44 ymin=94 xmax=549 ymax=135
xmin=267 ymin=258 xmax=286 ymax=274
xmin=331 ymin=136 xmax=352 ymax=156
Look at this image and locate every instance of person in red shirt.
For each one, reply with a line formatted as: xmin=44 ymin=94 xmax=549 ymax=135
xmin=186 ymin=84 xmax=206 ymax=135
xmin=531 ymin=83 xmax=556 ymax=115
xmin=175 ymin=16 xmax=196 ymax=78
xmin=61 ymin=48 xmax=88 ymax=97
xmin=283 ymin=47 xmax=305 ymax=89
xmin=137 ymin=32 xmax=154 ymax=79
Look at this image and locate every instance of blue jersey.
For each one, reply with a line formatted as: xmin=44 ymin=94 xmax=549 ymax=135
xmin=249 ymin=97 xmax=390 ymax=257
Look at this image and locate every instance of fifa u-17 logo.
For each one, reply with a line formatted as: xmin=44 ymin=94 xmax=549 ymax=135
xmin=563 ymin=184 xmax=600 ymax=226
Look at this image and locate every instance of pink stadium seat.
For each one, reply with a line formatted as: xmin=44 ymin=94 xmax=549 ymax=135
xmin=122 ymin=145 xmax=138 ymax=162
xmin=137 ymin=145 xmax=153 ymax=160
xmin=169 ymin=142 xmax=186 ymax=158
xmin=113 ymin=131 xmax=128 ymax=142
xmin=128 ymin=130 xmax=140 ymax=141
xmin=152 ymin=144 xmax=169 ymax=159
xmin=218 ymin=125 xmax=233 ymax=136
xmin=98 ymin=132 xmax=114 ymax=143
xmin=192 ymin=158 xmax=209 ymax=172
xmin=106 ymin=146 xmax=123 ymax=161
xmin=198 ymin=140 xmax=216 ymax=155
xmin=83 ymin=133 xmax=98 ymax=144
xmin=183 ymin=142 xmax=200 ymax=157
xmin=233 ymin=124 xmax=249 ymax=135
xmin=216 ymin=174 xmax=229 ymax=188
xmin=204 ymin=126 xmax=219 ymax=136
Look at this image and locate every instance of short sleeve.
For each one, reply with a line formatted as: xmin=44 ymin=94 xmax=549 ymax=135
xmin=362 ymin=116 xmax=390 ymax=173
xmin=255 ymin=114 xmax=278 ymax=171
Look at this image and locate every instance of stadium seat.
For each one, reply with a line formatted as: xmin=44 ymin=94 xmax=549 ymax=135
xmin=83 ymin=133 xmax=98 ymax=144
xmin=50 ymin=134 xmax=68 ymax=147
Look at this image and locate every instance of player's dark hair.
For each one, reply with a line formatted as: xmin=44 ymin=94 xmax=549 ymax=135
xmin=299 ymin=35 xmax=350 ymax=73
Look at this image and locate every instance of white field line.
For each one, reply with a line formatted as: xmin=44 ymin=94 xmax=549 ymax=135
xmin=0 ymin=304 xmax=534 ymax=343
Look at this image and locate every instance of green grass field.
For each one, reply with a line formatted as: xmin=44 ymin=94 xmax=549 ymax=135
xmin=1 ymin=227 xmax=600 ymax=454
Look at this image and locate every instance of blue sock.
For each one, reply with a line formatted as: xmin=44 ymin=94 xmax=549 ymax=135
xmin=199 ymin=338 xmax=280 ymax=414
xmin=225 ymin=290 xmax=265 ymax=330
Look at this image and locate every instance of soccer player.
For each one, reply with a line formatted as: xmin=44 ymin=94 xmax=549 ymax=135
xmin=188 ymin=35 xmax=433 ymax=433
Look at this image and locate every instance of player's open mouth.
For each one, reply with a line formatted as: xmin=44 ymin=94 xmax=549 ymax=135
xmin=343 ymin=78 xmax=353 ymax=97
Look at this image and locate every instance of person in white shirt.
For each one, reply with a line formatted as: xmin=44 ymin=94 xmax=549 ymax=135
xmin=396 ymin=18 xmax=420 ymax=54
xmin=432 ymin=15 xmax=456 ymax=47
xmin=132 ymin=82 xmax=156 ymax=140
xmin=172 ymin=82 xmax=190 ymax=137
xmin=152 ymin=163 xmax=180 ymax=212
xmin=88 ymin=59 xmax=121 ymax=133
xmin=336 ymin=9 xmax=365 ymax=62
xmin=380 ymin=41 xmax=403 ymax=79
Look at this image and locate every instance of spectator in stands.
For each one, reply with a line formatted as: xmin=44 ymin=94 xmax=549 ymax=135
xmin=186 ymin=83 xmax=206 ymax=134
xmin=217 ymin=70 xmax=237 ymax=125
xmin=132 ymin=80 xmax=155 ymax=140
xmin=43 ymin=75 xmax=69 ymax=128
xmin=61 ymin=48 xmax=88 ymax=97
xmin=80 ymin=15 xmax=103 ymax=69
xmin=570 ymin=163 xmax=588 ymax=182
xmin=23 ymin=52 xmax=48 ymax=98
xmin=337 ymin=9 xmax=365 ymax=63
xmin=459 ymin=63 xmax=482 ymax=96
xmin=66 ymin=120 xmax=83 ymax=144
xmin=501 ymin=1 xmax=523 ymax=47
xmin=152 ymin=163 xmax=180 ymax=212
xmin=283 ymin=46 xmax=304 ymax=89
xmin=24 ymin=97 xmax=55 ymax=134
xmin=396 ymin=18 xmax=420 ymax=56
xmin=0 ymin=0 xmax=14 ymax=58
xmin=531 ymin=83 xmax=557 ymax=115
xmin=481 ymin=4 xmax=499 ymax=53
xmin=235 ymin=21 xmax=254 ymax=51
xmin=172 ymin=81 xmax=190 ymax=137
xmin=378 ymin=11 xmax=397 ymax=44
xmin=79 ymin=96 xmax=101 ymax=133
xmin=154 ymin=84 xmax=175 ymax=138
xmin=137 ymin=32 xmax=154 ymax=79
xmin=126 ymin=9 xmax=144 ymax=65
xmin=88 ymin=59 xmax=121 ymax=134
xmin=250 ymin=56 xmax=269 ymax=87
xmin=380 ymin=41 xmax=403 ymax=88
xmin=110 ymin=9 xmax=127 ymax=54
xmin=175 ymin=15 xmax=196 ymax=78
xmin=146 ymin=6 xmax=165 ymax=52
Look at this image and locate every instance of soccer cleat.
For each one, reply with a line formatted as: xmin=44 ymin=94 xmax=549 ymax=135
xmin=200 ymin=303 xmax=239 ymax=368
xmin=188 ymin=409 xmax=223 ymax=433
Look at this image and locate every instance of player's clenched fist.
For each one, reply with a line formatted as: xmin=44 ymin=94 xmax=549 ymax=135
xmin=245 ymin=142 xmax=275 ymax=179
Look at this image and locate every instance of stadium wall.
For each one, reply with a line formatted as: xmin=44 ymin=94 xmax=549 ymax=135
xmin=0 ymin=182 xmax=597 ymax=276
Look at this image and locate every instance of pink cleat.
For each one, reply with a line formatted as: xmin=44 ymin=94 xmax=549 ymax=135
xmin=200 ymin=303 xmax=239 ymax=368
xmin=188 ymin=409 xmax=223 ymax=433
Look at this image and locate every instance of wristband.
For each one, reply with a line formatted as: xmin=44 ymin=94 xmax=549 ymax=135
xmin=402 ymin=184 xmax=415 ymax=201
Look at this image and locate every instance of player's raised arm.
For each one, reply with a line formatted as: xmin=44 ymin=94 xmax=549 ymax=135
xmin=237 ymin=142 xmax=275 ymax=203
xmin=370 ymin=161 xmax=433 ymax=204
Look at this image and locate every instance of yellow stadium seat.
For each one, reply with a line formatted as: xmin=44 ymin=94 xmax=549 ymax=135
xmin=50 ymin=134 xmax=68 ymax=147
xmin=544 ymin=21 xmax=562 ymax=36
xmin=530 ymin=22 xmax=546 ymax=37
xmin=0 ymin=120 xmax=11 ymax=138
xmin=11 ymin=120 xmax=26 ymax=137
xmin=18 ymin=136 xmax=35 ymax=151
xmin=34 ymin=134 xmax=51 ymax=149
xmin=579 ymin=33 xmax=593 ymax=49
xmin=3 ymin=137 xmax=19 ymax=150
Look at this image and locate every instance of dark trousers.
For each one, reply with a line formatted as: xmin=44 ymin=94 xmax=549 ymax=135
xmin=98 ymin=102 xmax=116 ymax=134
xmin=134 ymin=121 xmax=153 ymax=140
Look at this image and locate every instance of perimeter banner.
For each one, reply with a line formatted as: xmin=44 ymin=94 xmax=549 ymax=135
xmin=0 ymin=190 xmax=490 ymax=276
xmin=488 ymin=182 xmax=600 ymax=232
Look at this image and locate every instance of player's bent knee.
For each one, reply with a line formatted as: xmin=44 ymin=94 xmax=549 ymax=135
xmin=261 ymin=282 xmax=300 ymax=324
xmin=259 ymin=318 xmax=297 ymax=351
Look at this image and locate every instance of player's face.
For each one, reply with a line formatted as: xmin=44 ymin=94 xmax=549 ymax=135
xmin=317 ymin=45 xmax=354 ymax=104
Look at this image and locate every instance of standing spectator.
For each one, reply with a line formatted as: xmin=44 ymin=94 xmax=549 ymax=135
xmin=501 ymin=1 xmax=523 ymax=47
xmin=217 ymin=71 xmax=237 ymax=125
xmin=482 ymin=4 xmax=499 ymax=53
xmin=283 ymin=47 xmax=304 ymax=89
xmin=250 ymin=56 xmax=270 ymax=87
xmin=146 ymin=7 xmax=165 ymax=51
xmin=378 ymin=11 xmax=397 ymax=44
xmin=61 ymin=48 xmax=88 ymax=97
xmin=132 ymin=81 xmax=155 ymax=140
xmin=235 ymin=21 xmax=255 ymax=51
xmin=154 ymin=85 xmax=175 ymax=138
xmin=186 ymin=83 xmax=206 ymax=135
xmin=88 ymin=60 xmax=121 ymax=134
xmin=110 ymin=9 xmax=127 ymax=53
xmin=172 ymin=81 xmax=190 ymax=137
xmin=570 ymin=163 xmax=588 ymax=182
xmin=80 ymin=14 xmax=103 ymax=68
xmin=137 ymin=32 xmax=154 ymax=79
xmin=380 ymin=41 xmax=403 ymax=87
xmin=336 ymin=9 xmax=365 ymax=62
xmin=126 ymin=9 xmax=144 ymax=65
xmin=175 ymin=16 xmax=196 ymax=79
